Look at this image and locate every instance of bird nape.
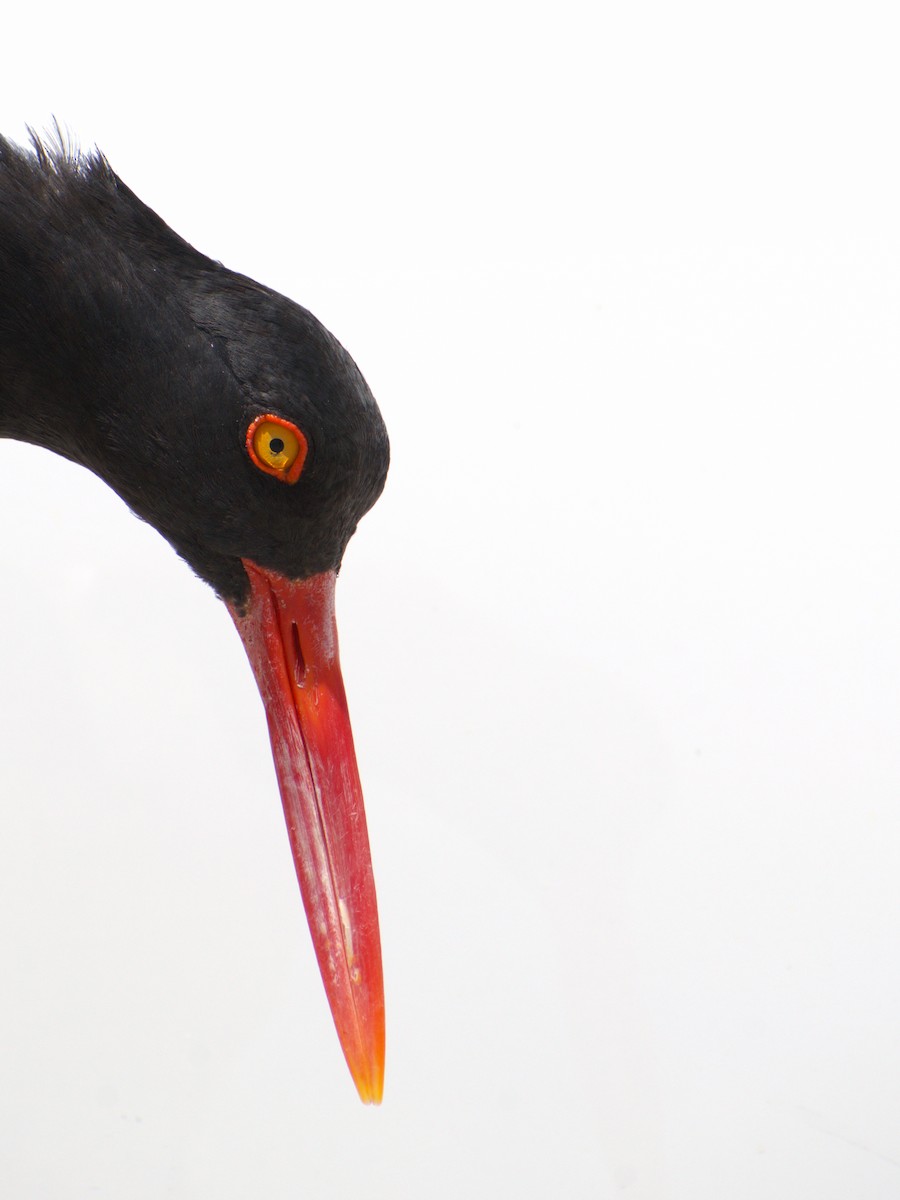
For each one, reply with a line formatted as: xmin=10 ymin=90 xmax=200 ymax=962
xmin=0 ymin=131 xmax=389 ymax=1104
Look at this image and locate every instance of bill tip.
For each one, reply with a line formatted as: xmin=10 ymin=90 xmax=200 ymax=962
xmin=352 ymin=1066 xmax=384 ymax=1106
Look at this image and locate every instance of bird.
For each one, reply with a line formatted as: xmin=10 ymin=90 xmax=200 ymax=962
xmin=0 ymin=130 xmax=389 ymax=1104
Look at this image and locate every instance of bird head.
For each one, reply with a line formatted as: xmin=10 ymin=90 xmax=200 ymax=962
xmin=0 ymin=134 xmax=390 ymax=1102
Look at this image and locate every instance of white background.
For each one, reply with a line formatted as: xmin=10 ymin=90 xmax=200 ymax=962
xmin=2 ymin=3 xmax=900 ymax=1197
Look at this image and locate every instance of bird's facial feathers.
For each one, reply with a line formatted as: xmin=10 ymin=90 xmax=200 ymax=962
xmin=0 ymin=134 xmax=389 ymax=606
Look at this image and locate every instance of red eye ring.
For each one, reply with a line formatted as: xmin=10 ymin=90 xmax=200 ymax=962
xmin=245 ymin=414 xmax=308 ymax=484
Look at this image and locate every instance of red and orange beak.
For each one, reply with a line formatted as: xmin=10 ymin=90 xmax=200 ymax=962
xmin=227 ymin=560 xmax=384 ymax=1104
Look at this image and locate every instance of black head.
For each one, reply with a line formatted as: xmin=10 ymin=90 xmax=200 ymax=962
xmin=0 ymin=134 xmax=389 ymax=607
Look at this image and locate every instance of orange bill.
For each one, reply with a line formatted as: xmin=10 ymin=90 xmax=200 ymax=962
xmin=228 ymin=560 xmax=384 ymax=1103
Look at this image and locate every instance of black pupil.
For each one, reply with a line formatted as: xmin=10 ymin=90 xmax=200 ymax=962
xmin=269 ymin=437 xmax=285 ymax=455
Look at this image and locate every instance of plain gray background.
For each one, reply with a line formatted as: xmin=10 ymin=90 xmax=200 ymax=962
xmin=3 ymin=2 xmax=900 ymax=1196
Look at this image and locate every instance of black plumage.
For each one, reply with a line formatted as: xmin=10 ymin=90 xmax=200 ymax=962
xmin=0 ymin=132 xmax=389 ymax=605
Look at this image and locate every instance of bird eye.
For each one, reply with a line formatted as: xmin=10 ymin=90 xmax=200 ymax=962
xmin=245 ymin=414 xmax=308 ymax=484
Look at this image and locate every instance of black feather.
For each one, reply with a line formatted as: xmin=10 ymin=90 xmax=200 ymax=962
xmin=0 ymin=131 xmax=389 ymax=605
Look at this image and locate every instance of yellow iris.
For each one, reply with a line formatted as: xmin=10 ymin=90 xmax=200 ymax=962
xmin=253 ymin=420 xmax=302 ymax=472
xmin=245 ymin=414 xmax=308 ymax=484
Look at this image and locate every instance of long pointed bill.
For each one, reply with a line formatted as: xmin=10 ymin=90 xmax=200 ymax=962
xmin=227 ymin=559 xmax=384 ymax=1104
